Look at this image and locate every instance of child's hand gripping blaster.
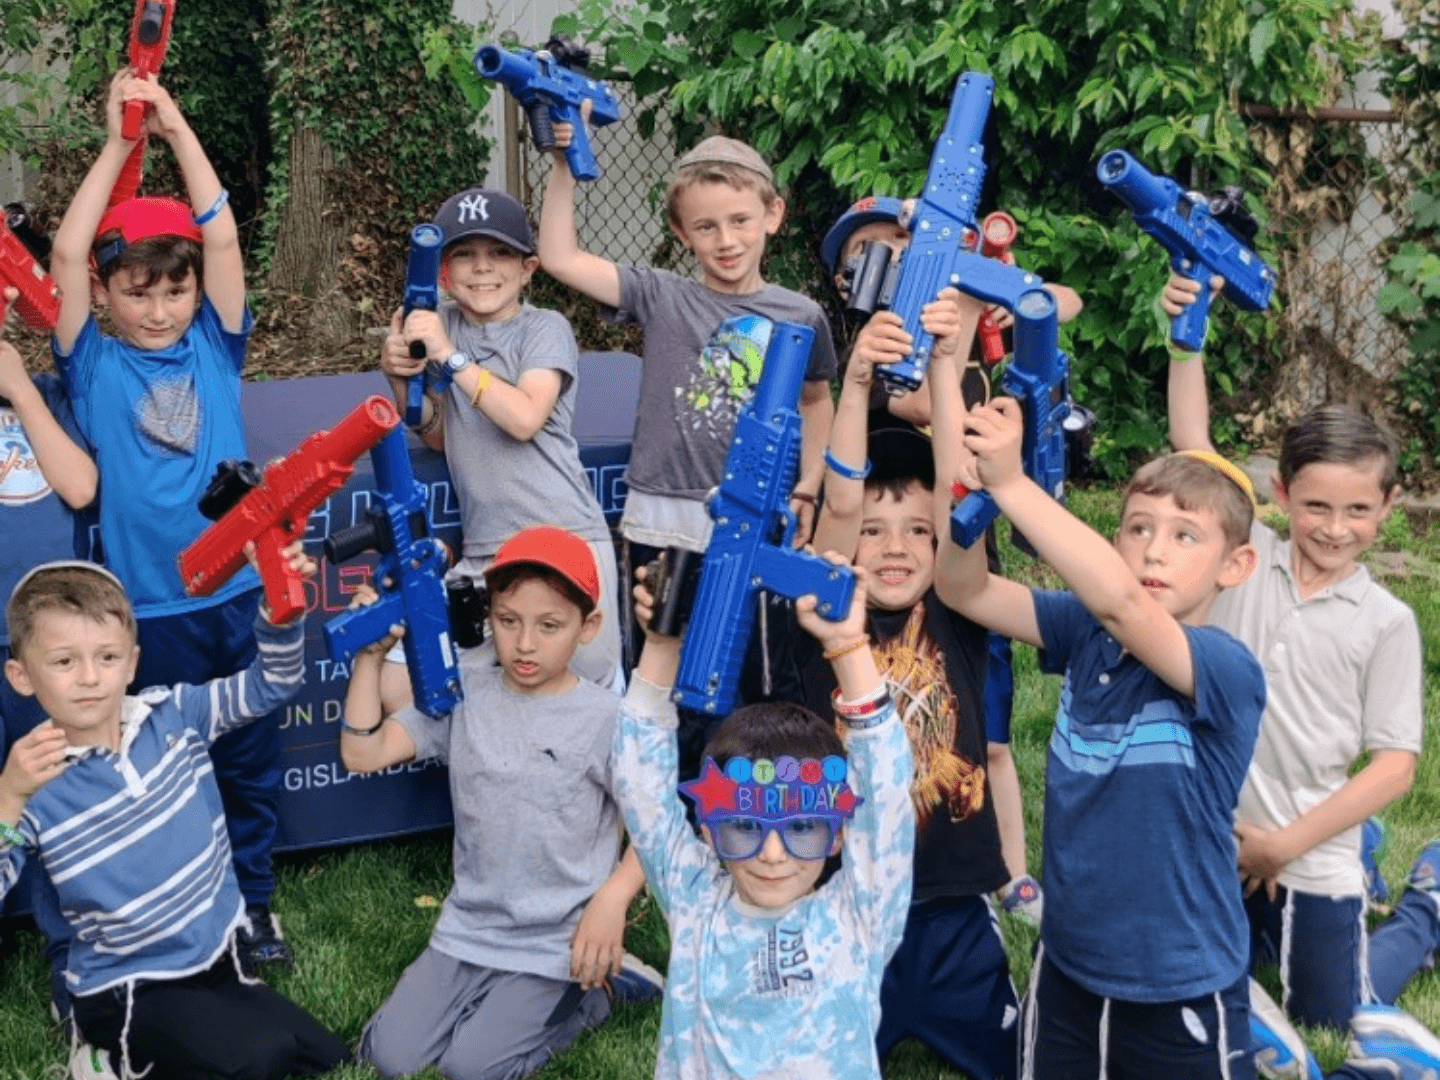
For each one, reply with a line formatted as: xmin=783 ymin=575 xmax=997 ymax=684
xmin=401 ymin=223 xmax=444 ymax=427
xmin=178 ymin=395 xmax=401 ymax=625
xmin=111 ymin=0 xmax=177 ymax=207
xmin=945 ymin=253 xmax=1080 ymax=549
xmin=0 ymin=211 xmax=60 ymax=332
xmin=321 ymin=428 xmax=462 ymax=718
xmin=674 ymin=319 xmax=855 ymax=716
xmin=1096 ymin=150 xmax=1275 ymax=351
xmin=474 ymin=38 xmax=622 ymax=182
xmin=873 ymin=71 xmax=994 ymax=395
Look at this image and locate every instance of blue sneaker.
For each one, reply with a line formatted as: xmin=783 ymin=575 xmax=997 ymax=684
xmin=608 ymin=953 xmax=664 ymax=1004
xmin=1250 ymin=979 xmax=1324 ymax=1080
xmin=1363 ymin=817 xmax=1391 ymax=905
xmin=1347 ymin=1003 xmax=1440 ymax=1080
xmin=1406 ymin=840 xmax=1440 ymax=896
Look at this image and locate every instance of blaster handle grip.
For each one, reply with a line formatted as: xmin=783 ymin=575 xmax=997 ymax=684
xmin=257 ymin=531 xmax=309 ymax=625
xmin=950 ymin=490 xmax=1000 ymax=550
xmin=121 ymin=100 xmax=148 ymax=143
xmin=548 ymin=101 xmax=599 ymax=182
xmin=1169 ymin=258 xmax=1213 ymax=352
xmin=325 ymin=518 xmax=381 ymax=567
xmin=525 ymin=101 xmax=557 ymax=151
xmin=405 ymin=374 xmax=427 ymax=428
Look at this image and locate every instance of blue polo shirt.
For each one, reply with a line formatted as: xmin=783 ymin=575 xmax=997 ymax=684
xmin=55 ymin=299 xmax=258 ymax=617
xmin=1033 ymin=589 xmax=1263 ymax=1002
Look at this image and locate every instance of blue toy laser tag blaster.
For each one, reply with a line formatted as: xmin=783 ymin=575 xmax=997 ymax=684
xmin=401 ymin=222 xmax=445 ymax=427
xmin=475 ymin=39 xmax=622 ymax=182
xmin=675 ymin=318 xmax=855 ymax=716
xmin=1096 ymin=150 xmax=1276 ymax=351
xmin=945 ymin=253 xmax=1076 ymax=549
xmin=322 ymin=428 xmax=462 ymax=718
xmin=875 ymin=71 xmax=995 ymax=395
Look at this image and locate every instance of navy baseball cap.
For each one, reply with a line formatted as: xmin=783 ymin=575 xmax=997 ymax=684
xmin=820 ymin=195 xmax=907 ymax=275
xmin=432 ymin=187 xmax=534 ymax=255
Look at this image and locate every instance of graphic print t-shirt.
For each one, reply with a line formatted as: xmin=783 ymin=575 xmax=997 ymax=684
xmin=610 ymin=265 xmax=837 ymax=501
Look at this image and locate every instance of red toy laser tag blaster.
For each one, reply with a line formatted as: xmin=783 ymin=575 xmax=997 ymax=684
xmin=976 ymin=211 xmax=1017 ymax=365
xmin=0 ymin=214 xmax=60 ymax=332
xmin=178 ymin=395 xmax=401 ymax=624
xmin=111 ymin=0 xmax=176 ymax=207
xmin=122 ymin=0 xmax=175 ymax=141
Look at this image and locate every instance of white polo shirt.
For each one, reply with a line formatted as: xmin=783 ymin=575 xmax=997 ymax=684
xmin=1212 ymin=520 xmax=1423 ymax=897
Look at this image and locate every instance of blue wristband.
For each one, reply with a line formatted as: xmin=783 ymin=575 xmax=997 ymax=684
xmin=193 ymin=188 xmax=229 ymax=226
xmin=824 ymin=449 xmax=872 ymax=480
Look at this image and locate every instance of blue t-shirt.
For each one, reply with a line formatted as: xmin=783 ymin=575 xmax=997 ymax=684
xmin=56 ymin=300 xmax=258 ymax=617
xmin=1033 ymin=589 xmax=1263 ymax=1002
xmin=0 ymin=375 xmax=92 ymax=647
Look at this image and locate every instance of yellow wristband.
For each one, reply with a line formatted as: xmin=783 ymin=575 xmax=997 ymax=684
xmin=471 ymin=368 xmax=492 ymax=407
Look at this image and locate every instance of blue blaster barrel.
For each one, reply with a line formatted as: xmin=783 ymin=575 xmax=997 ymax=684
xmin=323 ymin=428 xmax=462 ymax=718
xmin=876 ymin=71 xmax=995 ymax=395
xmin=475 ymin=43 xmax=622 ymax=182
xmin=1096 ymin=149 xmax=1275 ymax=351
xmin=674 ymin=320 xmax=855 ymax=716
xmin=402 ymin=222 xmax=444 ymax=427
xmin=942 ymin=253 xmax=1071 ymax=548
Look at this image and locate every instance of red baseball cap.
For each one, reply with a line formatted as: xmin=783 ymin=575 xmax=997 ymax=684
xmin=485 ymin=526 xmax=600 ymax=604
xmin=94 ymin=197 xmax=202 ymax=269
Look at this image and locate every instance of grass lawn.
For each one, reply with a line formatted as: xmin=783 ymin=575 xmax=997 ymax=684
xmin=2 ymin=488 xmax=1439 ymax=1079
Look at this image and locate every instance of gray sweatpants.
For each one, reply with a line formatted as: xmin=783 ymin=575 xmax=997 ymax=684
xmin=360 ymin=945 xmax=611 ymax=1080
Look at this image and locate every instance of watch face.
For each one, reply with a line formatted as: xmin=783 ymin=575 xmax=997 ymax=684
xmin=447 ymin=352 xmax=468 ymax=372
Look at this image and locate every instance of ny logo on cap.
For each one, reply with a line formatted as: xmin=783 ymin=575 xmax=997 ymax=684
xmin=456 ymin=194 xmax=489 ymax=224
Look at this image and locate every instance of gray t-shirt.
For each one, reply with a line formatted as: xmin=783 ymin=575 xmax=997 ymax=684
xmin=1214 ymin=520 xmax=1423 ymax=896
xmin=611 ymin=266 xmax=838 ymax=502
xmin=441 ymin=303 xmax=610 ymax=559
xmin=396 ymin=648 xmax=623 ymax=980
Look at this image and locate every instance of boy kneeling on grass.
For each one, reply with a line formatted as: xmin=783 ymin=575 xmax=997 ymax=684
xmin=617 ymin=561 xmax=916 ymax=1079
xmin=341 ymin=525 xmax=658 ymax=1080
xmin=0 ymin=549 xmax=348 ymax=1080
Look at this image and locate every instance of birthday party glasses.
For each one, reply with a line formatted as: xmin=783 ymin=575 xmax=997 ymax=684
xmin=712 ymin=816 xmax=838 ymax=861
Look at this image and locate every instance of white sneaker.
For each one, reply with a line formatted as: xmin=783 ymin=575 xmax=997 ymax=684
xmin=68 ymin=1043 xmax=119 ymax=1080
xmin=1249 ymin=979 xmax=1323 ymax=1080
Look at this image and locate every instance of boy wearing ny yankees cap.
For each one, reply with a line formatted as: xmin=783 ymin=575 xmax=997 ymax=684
xmin=380 ymin=187 xmax=622 ymax=690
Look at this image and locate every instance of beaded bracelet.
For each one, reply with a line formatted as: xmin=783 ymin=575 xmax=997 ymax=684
xmin=823 ymin=449 xmax=872 ymax=480
xmin=821 ymin=635 xmax=870 ymax=662
xmin=0 ymin=820 xmax=23 ymax=848
xmin=193 ymin=188 xmax=230 ymax=226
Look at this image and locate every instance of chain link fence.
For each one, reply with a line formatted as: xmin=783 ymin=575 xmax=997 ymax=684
xmin=1244 ymin=106 xmax=1411 ymax=438
xmin=514 ymin=84 xmax=696 ymax=277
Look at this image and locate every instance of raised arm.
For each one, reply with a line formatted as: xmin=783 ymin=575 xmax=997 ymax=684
xmin=537 ymin=134 xmax=622 ymax=308
xmin=0 ymin=329 xmax=96 ymax=508
xmin=51 ymin=72 xmax=137 ymax=353
xmin=963 ymin=399 xmax=1197 ymax=694
xmin=809 ymin=346 xmax=877 ymax=557
xmin=928 ymin=295 xmax=994 ymax=612
xmin=1162 ymin=272 xmax=1220 ymax=453
xmin=338 ymin=584 xmax=420 ymax=773
xmin=132 ymin=76 xmax=245 ymax=331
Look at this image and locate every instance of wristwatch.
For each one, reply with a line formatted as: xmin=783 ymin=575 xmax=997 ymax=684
xmin=444 ymin=351 xmax=472 ymax=374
